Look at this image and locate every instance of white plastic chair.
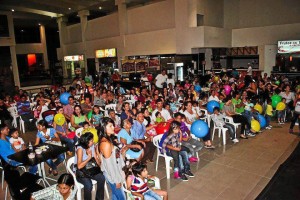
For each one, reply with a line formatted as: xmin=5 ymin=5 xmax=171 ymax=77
xmin=105 ymin=104 xmax=117 ymax=117
xmin=19 ymin=115 xmax=26 ymax=134
xmin=75 ymin=127 xmax=84 ymax=138
xmin=7 ymin=106 xmax=19 ymax=129
xmin=211 ymin=119 xmax=228 ymax=145
xmin=224 ymin=116 xmax=241 ymax=136
xmin=125 ymin=100 xmax=135 ymax=109
xmin=66 ymin=157 xmax=109 ymax=200
xmin=152 ymin=134 xmax=173 ymax=179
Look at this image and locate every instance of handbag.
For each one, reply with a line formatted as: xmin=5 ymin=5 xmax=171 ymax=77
xmin=130 ymin=141 xmax=144 ymax=152
xmin=75 ymin=157 xmax=102 ymax=179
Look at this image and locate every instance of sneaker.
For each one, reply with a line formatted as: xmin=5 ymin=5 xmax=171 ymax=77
xmin=185 ymin=170 xmax=194 ymax=178
xmin=173 ymin=171 xmax=180 ymax=179
xmin=189 ymin=156 xmax=198 ymax=162
xmin=246 ymin=132 xmax=256 ymax=137
xmin=289 ymin=129 xmax=293 ymax=134
xmin=232 ymin=138 xmax=239 ymax=143
xmin=269 ymin=125 xmax=273 ymax=128
xmin=180 ymin=174 xmax=189 ymax=181
xmin=266 ymin=126 xmax=271 ymax=130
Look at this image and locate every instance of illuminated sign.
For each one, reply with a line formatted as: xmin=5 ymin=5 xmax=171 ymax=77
xmin=95 ymin=48 xmax=116 ymax=58
xmin=64 ymin=55 xmax=84 ymax=61
xmin=278 ymin=40 xmax=300 ymax=53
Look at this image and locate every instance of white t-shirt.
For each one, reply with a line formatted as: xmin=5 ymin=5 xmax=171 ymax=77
xmin=208 ymin=95 xmax=220 ymax=102
xmin=152 ymin=108 xmax=172 ymax=121
xmin=141 ymin=76 xmax=150 ymax=86
xmin=39 ymin=103 xmax=49 ymax=121
xmin=9 ymin=137 xmax=24 ymax=150
xmin=155 ymin=74 xmax=168 ymax=88
xmin=183 ymin=110 xmax=198 ymax=123
xmin=247 ymin=66 xmax=252 ymax=76
xmin=167 ymin=79 xmax=175 ymax=88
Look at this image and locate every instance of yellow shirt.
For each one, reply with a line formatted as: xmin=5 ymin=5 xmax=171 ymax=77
xmin=266 ymin=104 xmax=273 ymax=116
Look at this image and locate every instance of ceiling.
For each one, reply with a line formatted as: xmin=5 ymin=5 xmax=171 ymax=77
xmin=0 ymin=0 xmax=161 ymax=28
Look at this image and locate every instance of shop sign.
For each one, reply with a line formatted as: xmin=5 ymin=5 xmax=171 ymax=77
xmin=278 ymin=40 xmax=300 ymax=53
xmin=95 ymin=48 xmax=117 ymax=58
xmin=64 ymin=55 xmax=84 ymax=61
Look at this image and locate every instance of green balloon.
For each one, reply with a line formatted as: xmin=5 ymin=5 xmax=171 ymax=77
xmin=87 ymin=110 xmax=93 ymax=120
xmin=271 ymin=95 xmax=282 ymax=108
xmin=275 ymin=80 xmax=280 ymax=85
xmin=220 ymin=102 xmax=224 ymax=110
xmin=85 ymin=77 xmax=91 ymax=83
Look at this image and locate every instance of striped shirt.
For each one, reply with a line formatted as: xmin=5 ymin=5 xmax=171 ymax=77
xmin=131 ymin=177 xmax=149 ymax=195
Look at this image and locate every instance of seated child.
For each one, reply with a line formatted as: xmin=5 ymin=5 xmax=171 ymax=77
xmin=211 ymin=107 xmax=239 ymax=143
xmin=126 ymin=161 xmax=168 ymax=200
xmin=9 ymin=128 xmax=25 ymax=152
xmin=155 ymin=112 xmax=165 ymax=123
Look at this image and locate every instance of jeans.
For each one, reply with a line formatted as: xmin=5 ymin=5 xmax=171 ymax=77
xmin=144 ymin=190 xmax=162 ymax=200
xmin=45 ymin=153 xmax=64 ymax=170
xmin=265 ymin=115 xmax=271 ymax=127
xmin=168 ymin=146 xmax=190 ymax=173
xmin=223 ymin=123 xmax=236 ymax=139
xmin=7 ymin=159 xmax=38 ymax=174
xmin=77 ymin=173 xmax=106 ymax=200
xmin=202 ymin=131 xmax=211 ymax=142
xmin=181 ymin=138 xmax=203 ymax=156
xmin=107 ymin=180 xmax=126 ymax=200
xmin=59 ymin=135 xmax=76 ymax=152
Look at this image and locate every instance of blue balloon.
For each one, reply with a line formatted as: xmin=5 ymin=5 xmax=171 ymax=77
xmin=207 ymin=100 xmax=220 ymax=113
xmin=191 ymin=120 xmax=209 ymax=138
xmin=257 ymin=114 xmax=267 ymax=128
xmin=60 ymin=92 xmax=71 ymax=105
xmin=195 ymin=85 xmax=202 ymax=92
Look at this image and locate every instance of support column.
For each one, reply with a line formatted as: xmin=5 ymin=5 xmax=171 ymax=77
xmin=78 ymin=10 xmax=90 ymax=75
xmin=57 ymin=17 xmax=68 ymax=78
xmin=258 ymin=45 xmax=277 ymax=76
xmin=115 ymin=0 xmax=127 ymax=72
xmin=188 ymin=0 xmax=198 ymax=27
xmin=205 ymin=49 xmax=213 ymax=70
xmin=40 ymin=25 xmax=49 ymax=70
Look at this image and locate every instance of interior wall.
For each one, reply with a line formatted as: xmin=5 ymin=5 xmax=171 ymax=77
xmin=198 ymin=0 xmax=224 ymax=27
xmin=65 ymin=24 xmax=82 ymax=44
xmin=86 ymin=14 xmax=120 ymax=41
xmin=16 ymin=43 xmax=44 ymax=54
xmin=225 ymin=0 xmax=300 ymax=29
xmin=127 ymin=0 xmax=175 ymax=34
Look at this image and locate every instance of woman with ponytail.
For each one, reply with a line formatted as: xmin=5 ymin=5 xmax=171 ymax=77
xmin=99 ymin=117 xmax=126 ymax=200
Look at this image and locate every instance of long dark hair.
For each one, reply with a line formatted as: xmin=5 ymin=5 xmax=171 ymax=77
xmin=37 ymin=120 xmax=49 ymax=129
xmin=73 ymin=105 xmax=84 ymax=117
xmin=77 ymin=132 xmax=93 ymax=149
xmin=57 ymin=173 xmax=75 ymax=187
xmin=167 ymin=121 xmax=181 ymax=136
xmin=98 ymin=117 xmax=118 ymax=147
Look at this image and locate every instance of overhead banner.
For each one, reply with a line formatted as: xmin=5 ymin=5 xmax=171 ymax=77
xmin=278 ymin=40 xmax=300 ymax=53
xmin=95 ymin=48 xmax=117 ymax=58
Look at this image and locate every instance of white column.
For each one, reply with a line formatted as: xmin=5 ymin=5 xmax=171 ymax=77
xmin=78 ymin=10 xmax=90 ymax=74
xmin=258 ymin=45 xmax=277 ymax=76
xmin=188 ymin=0 xmax=198 ymax=27
xmin=40 ymin=25 xmax=49 ymax=70
xmin=205 ymin=49 xmax=213 ymax=70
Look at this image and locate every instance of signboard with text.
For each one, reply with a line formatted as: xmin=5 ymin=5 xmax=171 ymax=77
xmin=95 ymin=48 xmax=117 ymax=58
xmin=64 ymin=55 xmax=84 ymax=61
xmin=278 ymin=40 xmax=300 ymax=53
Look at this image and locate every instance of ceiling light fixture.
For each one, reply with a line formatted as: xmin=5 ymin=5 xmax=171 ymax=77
xmin=99 ymin=6 xmax=102 ymax=10
xmin=11 ymin=9 xmax=15 ymax=12
xmin=38 ymin=23 xmax=41 ymax=26
xmin=68 ymin=7 xmax=71 ymax=10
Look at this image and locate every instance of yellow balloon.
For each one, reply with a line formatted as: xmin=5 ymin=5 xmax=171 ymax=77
xmin=54 ymin=114 xmax=66 ymax=126
xmin=82 ymin=128 xmax=99 ymax=144
xmin=254 ymin=104 xmax=263 ymax=114
xmin=214 ymin=76 xmax=219 ymax=82
xmin=276 ymin=102 xmax=286 ymax=111
xmin=251 ymin=120 xmax=261 ymax=132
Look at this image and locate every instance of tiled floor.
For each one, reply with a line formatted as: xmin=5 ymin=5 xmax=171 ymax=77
xmin=1 ymin=122 xmax=299 ymax=200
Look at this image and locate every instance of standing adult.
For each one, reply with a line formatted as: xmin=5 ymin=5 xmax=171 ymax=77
xmin=154 ymin=69 xmax=168 ymax=89
xmin=99 ymin=117 xmax=126 ymax=200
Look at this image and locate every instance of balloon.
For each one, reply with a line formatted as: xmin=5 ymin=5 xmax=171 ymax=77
xmin=214 ymin=76 xmax=219 ymax=82
xmin=224 ymin=85 xmax=231 ymax=95
xmin=220 ymin=102 xmax=224 ymax=110
xmin=155 ymin=122 xmax=170 ymax=135
xmin=147 ymin=74 xmax=153 ymax=82
xmin=54 ymin=113 xmax=66 ymax=126
xmin=276 ymin=102 xmax=286 ymax=111
xmin=82 ymin=128 xmax=98 ymax=143
xmin=257 ymin=114 xmax=266 ymax=128
xmin=195 ymin=85 xmax=202 ymax=92
xmin=275 ymin=80 xmax=280 ymax=85
xmin=87 ymin=110 xmax=93 ymax=120
xmin=207 ymin=100 xmax=220 ymax=113
xmin=86 ymin=83 xmax=92 ymax=87
xmin=191 ymin=120 xmax=209 ymax=138
xmin=251 ymin=119 xmax=261 ymax=132
xmin=254 ymin=104 xmax=263 ymax=114
xmin=271 ymin=95 xmax=282 ymax=108
xmin=60 ymin=92 xmax=71 ymax=105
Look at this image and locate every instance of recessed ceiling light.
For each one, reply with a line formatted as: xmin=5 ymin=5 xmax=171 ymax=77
xmin=38 ymin=23 xmax=41 ymax=26
xmin=99 ymin=6 xmax=102 ymax=10
xmin=68 ymin=7 xmax=71 ymax=10
xmin=21 ymin=30 xmax=24 ymax=32
xmin=11 ymin=9 xmax=15 ymax=12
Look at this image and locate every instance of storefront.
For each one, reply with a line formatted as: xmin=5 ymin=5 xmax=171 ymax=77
xmin=96 ymin=48 xmax=117 ymax=74
xmin=63 ymin=55 xmax=85 ymax=79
